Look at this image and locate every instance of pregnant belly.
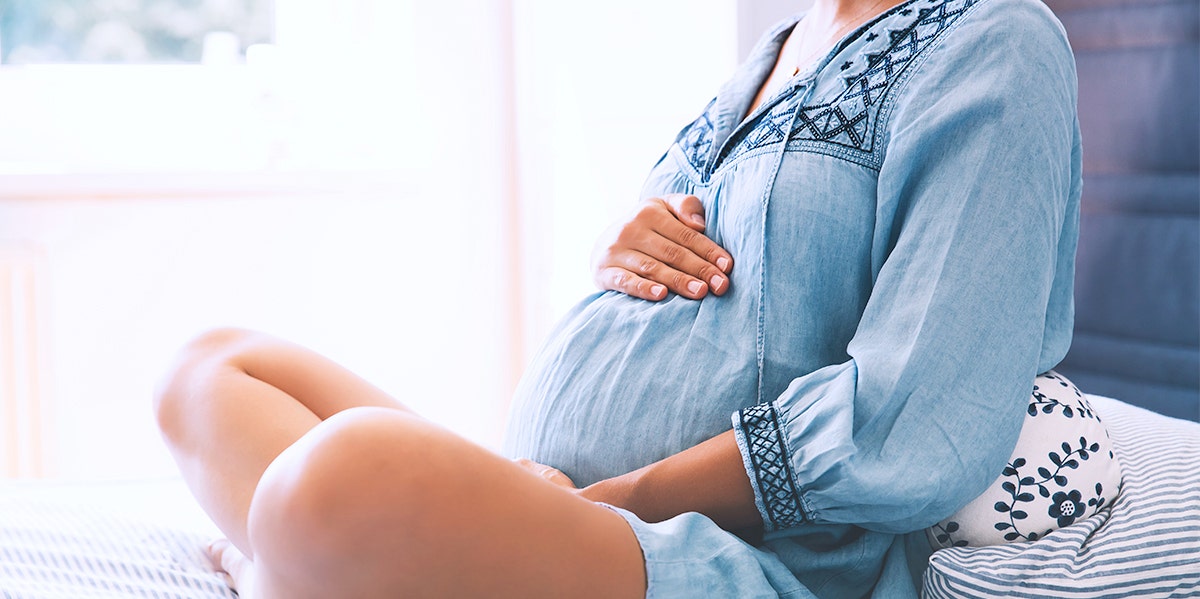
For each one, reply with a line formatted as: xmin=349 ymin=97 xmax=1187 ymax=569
xmin=503 ymin=290 xmax=759 ymax=487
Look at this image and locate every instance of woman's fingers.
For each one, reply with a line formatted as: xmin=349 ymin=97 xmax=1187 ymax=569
xmin=662 ymin=193 xmax=708 ymax=231
xmin=592 ymin=195 xmax=734 ymax=301
xmin=513 ymin=458 xmax=578 ymax=489
xmin=597 ymin=266 xmax=668 ymax=301
xmin=653 ymin=195 xmax=733 ymax=278
xmin=647 ymin=215 xmax=732 ymax=293
xmin=608 ymin=246 xmax=718 ymax=299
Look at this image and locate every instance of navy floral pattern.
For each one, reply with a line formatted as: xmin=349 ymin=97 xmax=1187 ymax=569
xmin=931 ymin=521 xmax=970 ymax=548
xmin=1049 ymin=489 xmax=1085 ymax=528
xmin=987 ymin=438 xmax=1108 ymax=543
xmin=928 ymin=371 xmax=1122 ymax=549
xmin=1028 ymin=371 xmax=1098 ymax=421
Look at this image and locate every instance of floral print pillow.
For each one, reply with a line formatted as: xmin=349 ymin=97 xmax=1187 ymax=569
xmin=927 ymin=371 xmax=1123 ymax=549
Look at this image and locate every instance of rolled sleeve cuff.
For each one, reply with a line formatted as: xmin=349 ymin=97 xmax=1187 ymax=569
xmin=732 ymin=403 xmax=808 ymax=534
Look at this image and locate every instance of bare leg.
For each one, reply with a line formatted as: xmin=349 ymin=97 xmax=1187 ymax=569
xmin=246 ymin=407 xmax=645 ymax=598
xmin=154 ymin=329 xmax=646 ymax=598
xmin=154 ymin=328 xmax=412 ymax=555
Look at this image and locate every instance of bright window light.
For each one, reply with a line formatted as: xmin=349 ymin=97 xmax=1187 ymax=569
xmin=0 ymin=0 xmax=274 ymax=64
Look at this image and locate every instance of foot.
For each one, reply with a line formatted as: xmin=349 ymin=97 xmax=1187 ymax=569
xmin=207 ymin=538 xmax=259 ymax=597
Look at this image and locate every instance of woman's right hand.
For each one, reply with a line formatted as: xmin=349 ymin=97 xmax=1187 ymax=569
xmin=591 ymin=194 xmax=733 ymax=301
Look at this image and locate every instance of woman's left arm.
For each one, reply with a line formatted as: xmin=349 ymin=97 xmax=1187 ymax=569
xmin=579 ymin=430 xmax=761 ymax=531
xmin=516 ymin=433 xmax=760 ymax=532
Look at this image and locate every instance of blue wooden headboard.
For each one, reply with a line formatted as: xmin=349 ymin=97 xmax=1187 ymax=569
xmin=1046 ymin=0 xmax=1199 ymax=421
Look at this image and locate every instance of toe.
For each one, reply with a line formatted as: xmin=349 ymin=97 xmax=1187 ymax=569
xmin=206 ymin=538 xmax=249 ymax=591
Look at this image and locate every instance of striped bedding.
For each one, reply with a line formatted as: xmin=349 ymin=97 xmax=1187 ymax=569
xmin=0 ymin=395 xmax=1195 ymax=598
xmin=924 ymin=395 xmax=1200 ymax=598
xmin=0 ymin=480 xmax=233 ymax=598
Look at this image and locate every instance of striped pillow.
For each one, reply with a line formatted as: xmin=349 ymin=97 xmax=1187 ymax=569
xmin=923 ymin=395 xmax=1200 ymax=598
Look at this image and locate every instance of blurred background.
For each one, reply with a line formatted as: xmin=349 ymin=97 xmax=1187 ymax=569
xmin=0 ymin=0 xmax=801 ymax=480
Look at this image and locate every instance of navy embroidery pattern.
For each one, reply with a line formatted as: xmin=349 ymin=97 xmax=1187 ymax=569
xmin=699 ymin=0 xmax=981 ymax=172
xmin=674 ymin=0 xmax=985 ymax=174
xmin=676 ymin=99 xmax=718 ymax=173
xmin=739 ymin=403 xmax=806 ymax=531
xmin=787 ymin=0 xmax=978 ymax=152
xmin=715 ymin=88 xmax=807 ymax=170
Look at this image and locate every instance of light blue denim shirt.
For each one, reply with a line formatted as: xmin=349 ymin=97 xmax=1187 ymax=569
xmin=505 ymin=0 xmax=1081 ymax=595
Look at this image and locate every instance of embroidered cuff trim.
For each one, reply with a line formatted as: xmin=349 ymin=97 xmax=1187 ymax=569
xmin=738 ymin=403 xmax=806 ymax=532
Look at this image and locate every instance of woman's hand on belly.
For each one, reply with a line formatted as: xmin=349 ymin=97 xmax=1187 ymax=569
xmin=591 ymin=194 xmax=734 ymax=301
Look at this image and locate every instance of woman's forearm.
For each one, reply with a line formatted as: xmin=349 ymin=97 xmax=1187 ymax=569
xmin=579 ymin=430 xmax=762 ymax=532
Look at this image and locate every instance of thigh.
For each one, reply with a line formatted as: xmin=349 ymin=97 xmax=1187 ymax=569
xmin=247 ymin=407 xmax=647 ymax=599
xmin=156 ymin=328 xmax=416 ymax=556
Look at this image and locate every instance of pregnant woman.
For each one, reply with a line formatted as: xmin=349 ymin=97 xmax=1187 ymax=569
xmin=155 ymin=0 xmax=1116 ymax=596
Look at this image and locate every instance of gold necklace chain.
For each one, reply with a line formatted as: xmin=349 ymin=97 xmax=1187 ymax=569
xmin=790 ymin=0 xmax=895 ymax=76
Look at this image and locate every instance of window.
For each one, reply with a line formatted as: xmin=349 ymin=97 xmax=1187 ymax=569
xmin=1 ymin=0 xmax=273 ymax=64
xmin=0 ymin=0 xmax=750 ymax=481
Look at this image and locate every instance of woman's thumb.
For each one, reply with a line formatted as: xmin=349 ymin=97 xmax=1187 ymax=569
xmin=669 ymin=194 xmax=706 ymax=230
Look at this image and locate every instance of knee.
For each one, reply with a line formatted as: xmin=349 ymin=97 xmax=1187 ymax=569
xmin=152 ymin=327 xmax=259 ymax=441
xmin=247 ymin=408 xmax=446 ymax=573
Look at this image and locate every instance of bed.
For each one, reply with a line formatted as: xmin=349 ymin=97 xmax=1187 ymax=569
xmin=0 ymin=479 xmax=234 ymax=598
xmin=0 ymin=394 xmax=1195 ymax=598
